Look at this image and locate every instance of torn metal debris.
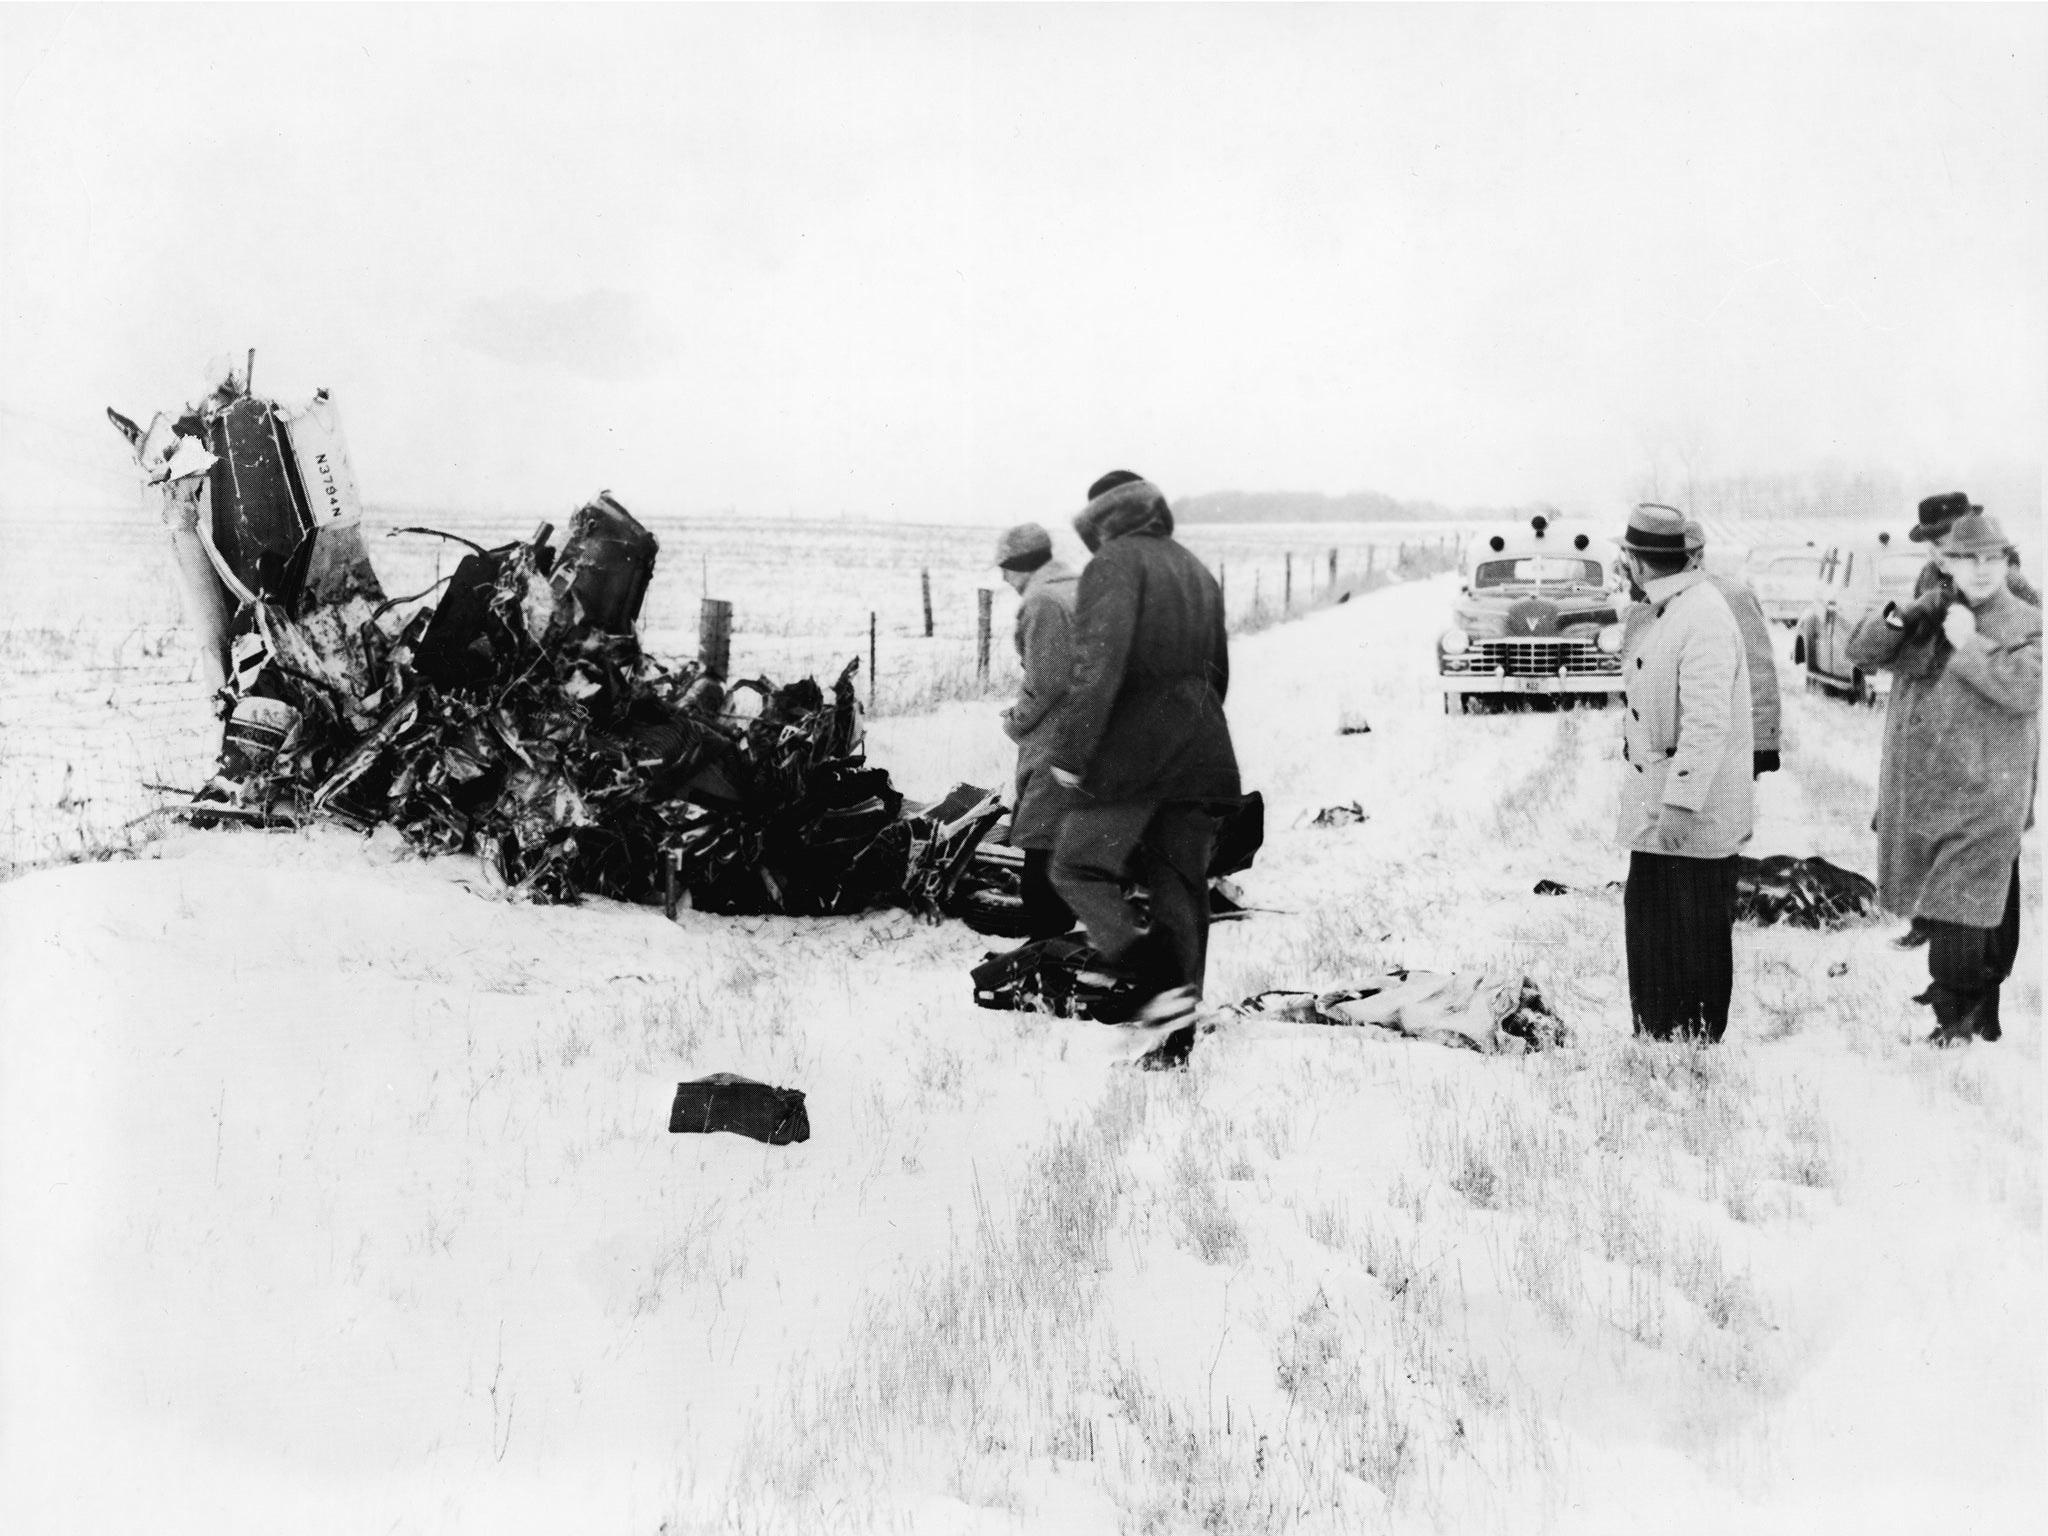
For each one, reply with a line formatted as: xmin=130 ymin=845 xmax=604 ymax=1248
xmin=108 ymin=360 xmax=1026 ymax=918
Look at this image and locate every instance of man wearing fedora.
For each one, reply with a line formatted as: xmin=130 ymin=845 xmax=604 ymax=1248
xmin=994 ymin=522 xmax=1081 ymax=938
xmin=1614 ymin=504 xmax=1756 ymax=1043
xmin=1848 ymin=509 xmax=2040 ymax=1046
xmin=1622 ymin=520 xmax=1781 ymax=778
xmin=1047 ymin=471 xmax=1239 ymax=1032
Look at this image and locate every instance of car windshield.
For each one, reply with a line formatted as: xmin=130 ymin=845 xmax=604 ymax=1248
xmin=1759 ymin=553 xmax=1822 ymax=576
xmin=1472 ymin=557 xmax=1605 ymax=588
xmin=1880 ymin=553 xmax=1928 ymax=595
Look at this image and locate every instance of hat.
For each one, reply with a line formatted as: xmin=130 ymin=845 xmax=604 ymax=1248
xmin=1087 ymin=469 xmax=1146 ymax=501
xmin=994 ymin=522 xmax=1054 ymax=571
xmin=1682 ymin=519 xmax=1707 ymax=548
xmin=1935 ymin=512 xmax=2013 ymax=558
xmin=1908 ymin=491 xmax=1977 ymax=543
xmin=1617 ymin=504 xmax=1704 ymax=555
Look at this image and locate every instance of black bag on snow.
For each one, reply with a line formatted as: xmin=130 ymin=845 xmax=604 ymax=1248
xmin=668 ymin=1073 xmax=810 ymax=1145
xmin=970 ymin=935 xmax=1147 ymax=1022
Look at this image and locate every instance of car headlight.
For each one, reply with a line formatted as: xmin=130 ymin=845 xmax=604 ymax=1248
xmin=1596 ymin=622 xmax=1624 ymax=655
xmin=1439 ymin=628 xmax=1469 ymax=655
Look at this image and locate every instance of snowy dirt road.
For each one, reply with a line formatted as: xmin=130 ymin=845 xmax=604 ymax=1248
xmin=1 ymin=575 xmax=2039 ymax=1535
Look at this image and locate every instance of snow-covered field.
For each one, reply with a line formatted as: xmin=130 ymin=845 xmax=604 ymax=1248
xmin=1 ymin=572 xmax=2040 ymax=1535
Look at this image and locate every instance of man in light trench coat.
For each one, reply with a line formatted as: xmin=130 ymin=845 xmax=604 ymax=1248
xmin=1614 ymin=504 xmax=1756 ymax=1042
xmin=994 ymin=522 xmax=1080 ymax=938
xmin=1847 ymin=510 xmax=2040 ymax=1046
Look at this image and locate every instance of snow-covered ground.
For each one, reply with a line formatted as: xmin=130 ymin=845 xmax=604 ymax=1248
xmin=1 ymin=576 xmax=2039 ymax=1535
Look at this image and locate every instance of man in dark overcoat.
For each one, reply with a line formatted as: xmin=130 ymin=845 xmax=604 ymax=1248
xmin=1847 ymin=511 xmax=2041 ymax=1045
xmin=994 ymin=522 xmax=1080 ymax=937
xmin=1048 ymin=472 xmax=1240 ymax=1027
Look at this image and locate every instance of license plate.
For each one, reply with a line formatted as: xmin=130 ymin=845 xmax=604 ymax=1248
xmin=1511 ymin=677 xmax=1547 ymax=692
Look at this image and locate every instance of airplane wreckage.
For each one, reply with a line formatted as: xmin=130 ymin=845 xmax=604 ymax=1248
xmin=108 ymin=358 xmax=1259 ymax=924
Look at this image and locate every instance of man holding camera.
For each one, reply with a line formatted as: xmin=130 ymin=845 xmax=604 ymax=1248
xmin=1614 ymin=505 xmax=1756 ymax=1043
xmin=1848 ymin=508 xmax=2040 ymax=1046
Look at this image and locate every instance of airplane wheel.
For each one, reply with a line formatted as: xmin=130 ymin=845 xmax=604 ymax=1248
xmin=1850 ymin=670 xmax=1870 ymax=706
xmin=1791 ymin=635 xmax=1805 ymax=666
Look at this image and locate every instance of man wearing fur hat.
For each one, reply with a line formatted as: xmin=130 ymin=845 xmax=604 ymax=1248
xmin=1614 ymin=505 xmax=1756 ymax=1042
xmin=1847 ymin=510 xmax=2040 ymax=1046
xmin=994 ymin=522 xmax=1081 ymax=938
xmin=1048 ymin=471 xmax=1240 ymax=1029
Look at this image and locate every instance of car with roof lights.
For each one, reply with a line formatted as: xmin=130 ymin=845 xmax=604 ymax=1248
xmin=1438 ymin=515 xmax=1629 ymax=714
xmin=1793 ymin=532 xmax=1924 ymax=704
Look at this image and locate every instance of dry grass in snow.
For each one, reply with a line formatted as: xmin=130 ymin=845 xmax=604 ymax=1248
xmin=0 ymin=575 xmax=2040 ymax=1535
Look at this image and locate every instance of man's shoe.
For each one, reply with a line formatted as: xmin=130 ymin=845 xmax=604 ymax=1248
xmin=1893 ymin=921 xmax=1930 ymax=950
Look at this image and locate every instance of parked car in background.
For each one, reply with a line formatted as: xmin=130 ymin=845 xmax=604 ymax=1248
xmin=1744 ymin=543 xmax=1827 ymax=625
xmin=1437 ymin=515 xmax=1628 ymax=713
xmin=1793 ymin=533 xmax=1926 ymax=704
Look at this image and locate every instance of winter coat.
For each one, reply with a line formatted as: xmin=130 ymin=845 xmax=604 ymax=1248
xmin=1001 ymin=559 xmax=1080 ymax=849
xmin=1845 ymin=586 xmax=2041 ymax=926
xmin=1622 ymin=571 xmax=1780 ymax=751
xmin=1616 ymin=571 xmax=1756 ymax=858
xmin=1053 ymin=489 xmax=1240 ymax=804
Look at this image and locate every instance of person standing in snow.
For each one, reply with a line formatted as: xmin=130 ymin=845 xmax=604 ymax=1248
xmin=994 ymin=522 xmax=1081 ymax=938
xmin=1846 ymin=511 xmax=2040 ymax=1046
xmin=1048 ymin=472 xmax=1240 ymax=1029
xmin=1622 ymin=521 xmax=1782 ymax=778
xmin=1614 ymin=504 xmax=1756 ymax=1043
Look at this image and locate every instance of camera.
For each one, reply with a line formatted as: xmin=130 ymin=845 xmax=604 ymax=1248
xmin=1887 ymin=574 xmax=1955 ymax=639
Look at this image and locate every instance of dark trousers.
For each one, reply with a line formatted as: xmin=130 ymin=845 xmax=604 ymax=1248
xmin=1051 ymin=800 xmax=1219 ymax=997
xmin=1625 ymin=851 xmax=1739 ymax=1042
xmin=1019 ymin=848 xmax=1077 ymax=939
xmin=1924 ymin=862 xmax=2022 ymax=1039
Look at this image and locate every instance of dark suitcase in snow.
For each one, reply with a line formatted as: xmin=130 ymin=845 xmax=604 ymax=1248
xmin=668 ymin=1074 xmax=810 ymax=1145
xmin=971 ymin=935 xmax=1147 ymax=1022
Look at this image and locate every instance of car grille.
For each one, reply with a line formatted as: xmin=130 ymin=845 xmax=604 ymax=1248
xmin=1472 ymin=640 xmax=1613 ymax=677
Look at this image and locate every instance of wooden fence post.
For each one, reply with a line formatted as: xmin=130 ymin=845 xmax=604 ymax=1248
xmin=869 ymin=611 xmax=877 ymax=709
xmin=698 ymin=598 xmax=732 ymax=679
xmin=1329 ymin=548 xmax=1338 ymax=586
xmin=1365 ymin=545 xmax=1375 ymax=575
xmin=921 ymin=570 xmax=933 ymax=638
xmin=1284 ymin=552 xmax=1293 ymax=610
xmin=976 ymin=588 xmax=993 ymax=684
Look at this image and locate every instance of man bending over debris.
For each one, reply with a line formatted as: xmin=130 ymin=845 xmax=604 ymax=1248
xmin=1614 ymin=505 xmax=1755 ymax=1042
xmin=1848 ymin=510 xmax=2040 ymax=1047
xmin=995 ymin=522 xmax=1081 ymax=938
xmin=1049 ymin=472 xmax=1240 ymax=1030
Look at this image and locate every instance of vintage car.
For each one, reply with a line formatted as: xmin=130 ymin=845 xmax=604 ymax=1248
xmin=1438 ymin=515 xmax=1628 ymax=713
xmin=1743 ymin=542 xmax=1827 ymax=625
xmin=1792 ymin=533 xmax=1926 ymax=704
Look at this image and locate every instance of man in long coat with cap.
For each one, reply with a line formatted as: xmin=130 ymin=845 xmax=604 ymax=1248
xmin=1048 ymin=471 xmax=1239 ymax=1027
xmin=1614 ymin=504 xmax=1756 ymax=1042
xmin=994 ymin=521 xmax=1080 ymax=938
xmin=1847 ymin=510 xmax=2040 ymax=1045
xmin=1623 ymin=520 xmax=1782 ymax=778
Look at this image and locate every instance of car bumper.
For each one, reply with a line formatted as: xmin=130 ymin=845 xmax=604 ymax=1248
xmin=1439 ymin=673 xmax=1625 ymax=695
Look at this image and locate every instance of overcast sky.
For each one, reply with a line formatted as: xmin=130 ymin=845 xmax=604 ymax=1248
xmin=3 ymin=4 xmax=2043 ymax=524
